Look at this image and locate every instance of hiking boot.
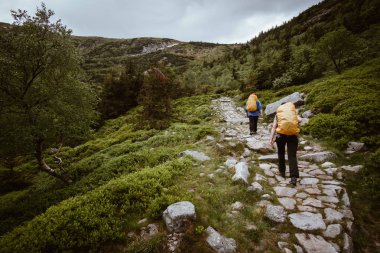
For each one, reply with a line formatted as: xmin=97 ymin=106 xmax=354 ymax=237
xmin=291 ymin=177 xmax=297 ymax=186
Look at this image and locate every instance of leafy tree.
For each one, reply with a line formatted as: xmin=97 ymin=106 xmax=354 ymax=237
xmin=317 ymin=28 xmax=359 ymax=74
xmin=99 ymin=63 xmax=142 ymax=120
xmin=139 ymin=64 xmax=174 ymax=129
xmin=0 ymin=4 xmax=97 ymax=182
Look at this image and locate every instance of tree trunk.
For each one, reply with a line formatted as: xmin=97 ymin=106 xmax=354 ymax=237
xmin=35 ymin=139 xmax=71 ymax=183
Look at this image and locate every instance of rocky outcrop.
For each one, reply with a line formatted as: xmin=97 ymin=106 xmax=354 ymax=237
xmin=264 ymin=92 xmax=305 ymax=116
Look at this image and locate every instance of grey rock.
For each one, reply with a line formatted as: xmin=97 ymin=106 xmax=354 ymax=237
xmin=257 ymin=200 xmax=272 ymax=207
xmin=205 ymin=226 xmax=237 ymax=253
xmin=255 ymin=173 xmax=267 ymax=182
xmin=265 ymin=92 xmax=304 ymax=116
xmin=264 ymin=169 xmax=275 ymax=177
xmin=295 ymin=233 xmax=338 ymax=253
xmin=323 ymin=224 xmax=342 ymax=238
xmin=342 ymin=190 xmax=351 ymax=208
xmin=302 ymin=198 xmax=324 ymax=208
xmin=346 ymin=221 xmax=353 ymax=234
xmin=265 ymin=205 xmax=287 ymax=223
xmin=274 ymin=186 xmax=297 ymax=197
xmin=323 ymin=189 xmax=338 ymax=197
xmin=347 ymin=142 xmax=365 ymax=152
xmin=308 ymin=169 xmax=325 ymax=176
xmin=289 ymin=212 xmax=326 ymax=231
xmin=225 ymin=129 xmax=238 ymax=137
xmin=261 ymin=194 xmax=272 ymax=200
xmin=321 ymin=162 xmax=336 ymax=168
xmin=231 ymin=201 xmax=244 ymax=211
xmin=296 ymin=192 xmax=309 ymax=199
xmin=259 ymin=154 xmax=286 ymax=162
xmin=294 ymin=244 xmax=304 ymax=253
xmin=300 ymin=178 xmax=319 ymax=185
xmin=304 ymin=146 xmax=314 ymax=151
xmin=343 ymin=233 xmax=354 ymax=253
xmin=341 ymin=165 xmax=363 ymax=173
xmin=278 ymin=197 xmax=297 ymax=210
xmin=225 ymin=158 xmax=238 ymax=168
xmin=242 ymin=148 xmax=251 ymax=157
xmin=339 ymin=209 xmax=354 ymax=220
xmin=246 ymin=137 xmax=273 ymax=153
xmin=299 ymin=152 xmax=336 ymax=162
xmin=259 ymin=163 xmax=272 ymax=170
xmin=324 ymin=208 xmax=344 ymax=223
xmin=163 ymin=201 xmax=196 ymax=233
xmin=325 ymin=168 xmax=338 ymax=176
xmin=232 ymin=162 xmax=250 ymax=184
xmin=180 ymin=150 xmax=210 ymax=162
xmin=317 ymin=196 xmax=339 ymax=204
xmin=304 ymin=188 xmax=321 ymax=195
xmin=297 ymin=205 xmax=318 ymax=213
xmin=140 ymin=223 xmax=159 ymax=239
xmin=248 ymin=182 xmax=263 ymax=192
xmin=299 ymin=117 xmax=309 ymax=126
xmin=302 ymin=110 xmax=315 ymax=118
xmin=138 ymin=218 xmax=148 ymax=225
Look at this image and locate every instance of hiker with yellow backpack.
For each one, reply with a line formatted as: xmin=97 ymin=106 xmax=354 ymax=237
xmin=244 ymin=93 xmax=263 ymax=135
xmin=269 ymin=102 xmax=301 ymax=186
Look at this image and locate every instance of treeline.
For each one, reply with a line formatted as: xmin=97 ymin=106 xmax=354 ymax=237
xmin=180 ymin=0 xmax=380 ymax=93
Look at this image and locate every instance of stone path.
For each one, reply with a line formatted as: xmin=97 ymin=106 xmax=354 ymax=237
xmin=211 ymin=97 xmax=356 ymax=253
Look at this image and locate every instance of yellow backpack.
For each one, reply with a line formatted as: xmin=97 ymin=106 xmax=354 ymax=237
xmin=246 ymin=94 xmax=258 ymax=112
xmin=276 ymin=102 xmax=300 ymax=135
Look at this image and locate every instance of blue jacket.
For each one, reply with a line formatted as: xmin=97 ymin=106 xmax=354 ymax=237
xmin=244 ymin=100 xmax=262 ymax=117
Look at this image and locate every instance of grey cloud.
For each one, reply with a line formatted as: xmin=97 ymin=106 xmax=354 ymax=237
xmin=0 ymin=0 xmax=320 ymax=43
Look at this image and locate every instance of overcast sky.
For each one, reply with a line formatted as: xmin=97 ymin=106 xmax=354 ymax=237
xmin=0 ymin=0 xmax=321 ymax=43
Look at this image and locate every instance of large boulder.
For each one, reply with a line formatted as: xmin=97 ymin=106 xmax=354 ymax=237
xmin=265 ymin=92 xmax=305 ymax=116
xmin=163 ymin=201 xmax=196 ymax=233
xmin=232 ymin=162 xmax=250 ymax=184
xmin=205 ymin=226 xmax=237 ymax=253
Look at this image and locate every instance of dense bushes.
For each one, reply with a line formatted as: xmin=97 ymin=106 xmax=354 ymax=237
xmin=0 ymin=159 xmax=192 ymax=252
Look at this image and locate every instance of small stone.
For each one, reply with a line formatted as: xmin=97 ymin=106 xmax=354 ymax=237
xmin=264 ymin=169 xmax=275 ymax=177
xmin=257 ymin=200 xmax=272 ymax=207
xmin=259 ymin=163 xmax=272 ymax=170
xmin=309 ymin=169 xmax=326 ymax=176
xmin=225 ymin=158 xmax=238 ymax=168
xmin=232 ymin=162 xmax=250 ymax=184
xmin=341 ymin=165 xmax=363 ymax=173
xmin=300 ymin=178 xmax=319 ymax=185
xmin=303 ymin=198 xmax=324 ymax=208
xmin=321 ymin=162 xmax=336 ymax=168
xmin=338 ymin=209 xmax=354 ymax=220
xmin=278 ymin=197 xmax=297 ymax=210
xmin=317 ymin=196 xmax=339 ymax=204
xmin=322 ymin=180 xmax=343 ymax=185
xmin=231 ymin=201 xmax=244 ymax=211
xmin=138 ymin=218 xmax=148 ymax=225
xmin=324 ymin=208 xmax=344 ymax=223
xmin=323 ymin=189 xmax=338 ymax=197
xmin=205 ymin=226 xmax=237 ymax=253
xmin=199 ymin=173 xmax=205 ymax=177
xmin=304 ymin=188 xmax=321 ymax=195
xmin=304 ymin=146 xmax=313 ymax=151
xmin=299 ymin=152 xmax=336 ymax=163
xmin=163 ymin=201 xmax=196 ymax=233
xmin=261 ymin=194 xmax=272 ymax=200
xmin=180 ymin=150 xmax=211 ymax=162
xmin=246 ymin=223 xmax=257 ymax=231
xmin=140 ymin=223 xmax=159 ymax=239
xmin=208 ymin=173 xmax=215 ymax=179
xmin=248 ymin=182 xmax=263 ymax=193
xmin=323 ymin=224 xmax=342 ymax=238
xmin=265 ymin=205 xmax=287 ymax=223
xmin=294 ymin=244 xmax=304 ymax=253
xmin=325 ymin=168 xmax=338 ymax=176
xmin=346 ymin=221 xmax=353 ymax=234
xmin=268 ymin=178 xmax=277 ymax=186
xmin=297 ymin=205 xmax=318 ymax=213
xmin=343 ymin=233 xmax=354 ymax=253
xmin=255 ymin=173 xmax=267 ymax=182
xmin=346 ymin=142 xmax=365 ymax=152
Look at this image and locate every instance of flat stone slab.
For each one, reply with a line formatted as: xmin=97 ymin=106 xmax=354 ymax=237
xmin=299 ymin=152 xmax=336 ymax=163
xmin=274 ymin=186 xmax=297 ymax=197
xmin=180 ymin=150 xmax=211 ymax=162
xmin=289 ymin=212 xmax=326 ymax=231
xmin=300 ymin=178 xmax=319 ymax=185
xmin=303 ymin=198 xmax=324 ymax=208
xmin=246 ymin=138 xmax=274 ymax=153
xmin=295 ymin=233 xmax=338 ymax=253
xmin=324 ymin=208 xmax=344 ymax=223
xmin=205 ymin=226 xmax=237 ymax=253
xmin=278 ymin=197 xmax=297 ymax=210
xmin=323 ymin=224 xmax=342 ymax=238
xmin=259 ymin=154 xmax=287 ymax=162
xmin=265 ymin=205 xmax=287 ymax=223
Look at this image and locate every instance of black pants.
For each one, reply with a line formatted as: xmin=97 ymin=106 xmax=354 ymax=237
xmin=275 ymin=134 xmax=299 ymax=178
xmin=248 ymin=116 xmax=259 ymax=133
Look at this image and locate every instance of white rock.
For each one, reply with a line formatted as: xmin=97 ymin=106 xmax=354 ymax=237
xmin=265 ymin=205 xmax=287 ymax=223
xmin=302 ymin=110 xmax=315 ymax=118
xmin=325 ymin=168 xmax=338 ymax=176
xmin=317 ymin=196 xmax=339 ymax=204
xmin=304 ymin=146 xmax=314 ymax=151
xmin=324 ymin=208 xmax=344 ymax=223
xmin=322 ymin=162 xmax=336 ymax=168
xmin=140 ymin=223 xmax=159 ymax=239
xmin=232 ymin=162 xmax=250 ymax=184
xmin=289 ymin=212 xmax=326 ymax=231
xmin=296 ymin=192 xmax=309 ymax=199
xmin=346 ymin=142 xmax=365 ymax=152
xmin=341 ymin=165 xmax=363 ymax=173
xmin=205 ymin=226 xmax=237 ymax=253
xmin=278 ymin=198 xmax=297 ymax=210
xmin=242 ymin=148 xmax=251 ymax=157
xmin=257 ymin=200 xmax=272 ymax=207
xmin=255 ymin=173 xmax=267 ymax=182
xmin=259 ymin=154 xmax=285 ymax=162
xmin=304 ymin=188 xmax=321 ymax=195
xmin=295 ymin=233 xmax=338 ymax=253
xmin=297 ymin=205 xmax=318 ymax=213
xmin=342 ymin=190 xmax=351 ymax=208
xmin=225 ymin=158 xmax=238 ymax=168
xmin=303 ymin=198 xmax=324 ymax=208
xmin=163 ymin=201 xmax=196 ymax=233
xmin=261 ymin=194 xmax=272 ymax=200
xmin=300 ymin=178 xmax=319 ymax=185
xmin=338 ymin=209 xmax=354 ymax=220
xmin=274 ymin=187 xmax=297 ymax=197
xmin=180 ymin=150 xmax=211 ymax=162
xmin=323 ymin=189 xmax=338 ymax=197
xmin=246 ymin=137 xmax=274 ymax=153
xmin=299 ymin=152 xmax=336 ymax=162
xmin=323 ymin=224 xmax=342 ymax=238
xmin=259 ymin=163 xmax=272 ymax=170
xmin=308 ymin=169 xmax=325 ymax=176
xmin=264 ymin=169 xmax=275 ymax=177
xmin=294 ymin=244 xmax=304 ymax=253
xmin=248 ymin=182 xmax=263 ymax=193
xmin=322 ymin=180 xmax=343 ymax=185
